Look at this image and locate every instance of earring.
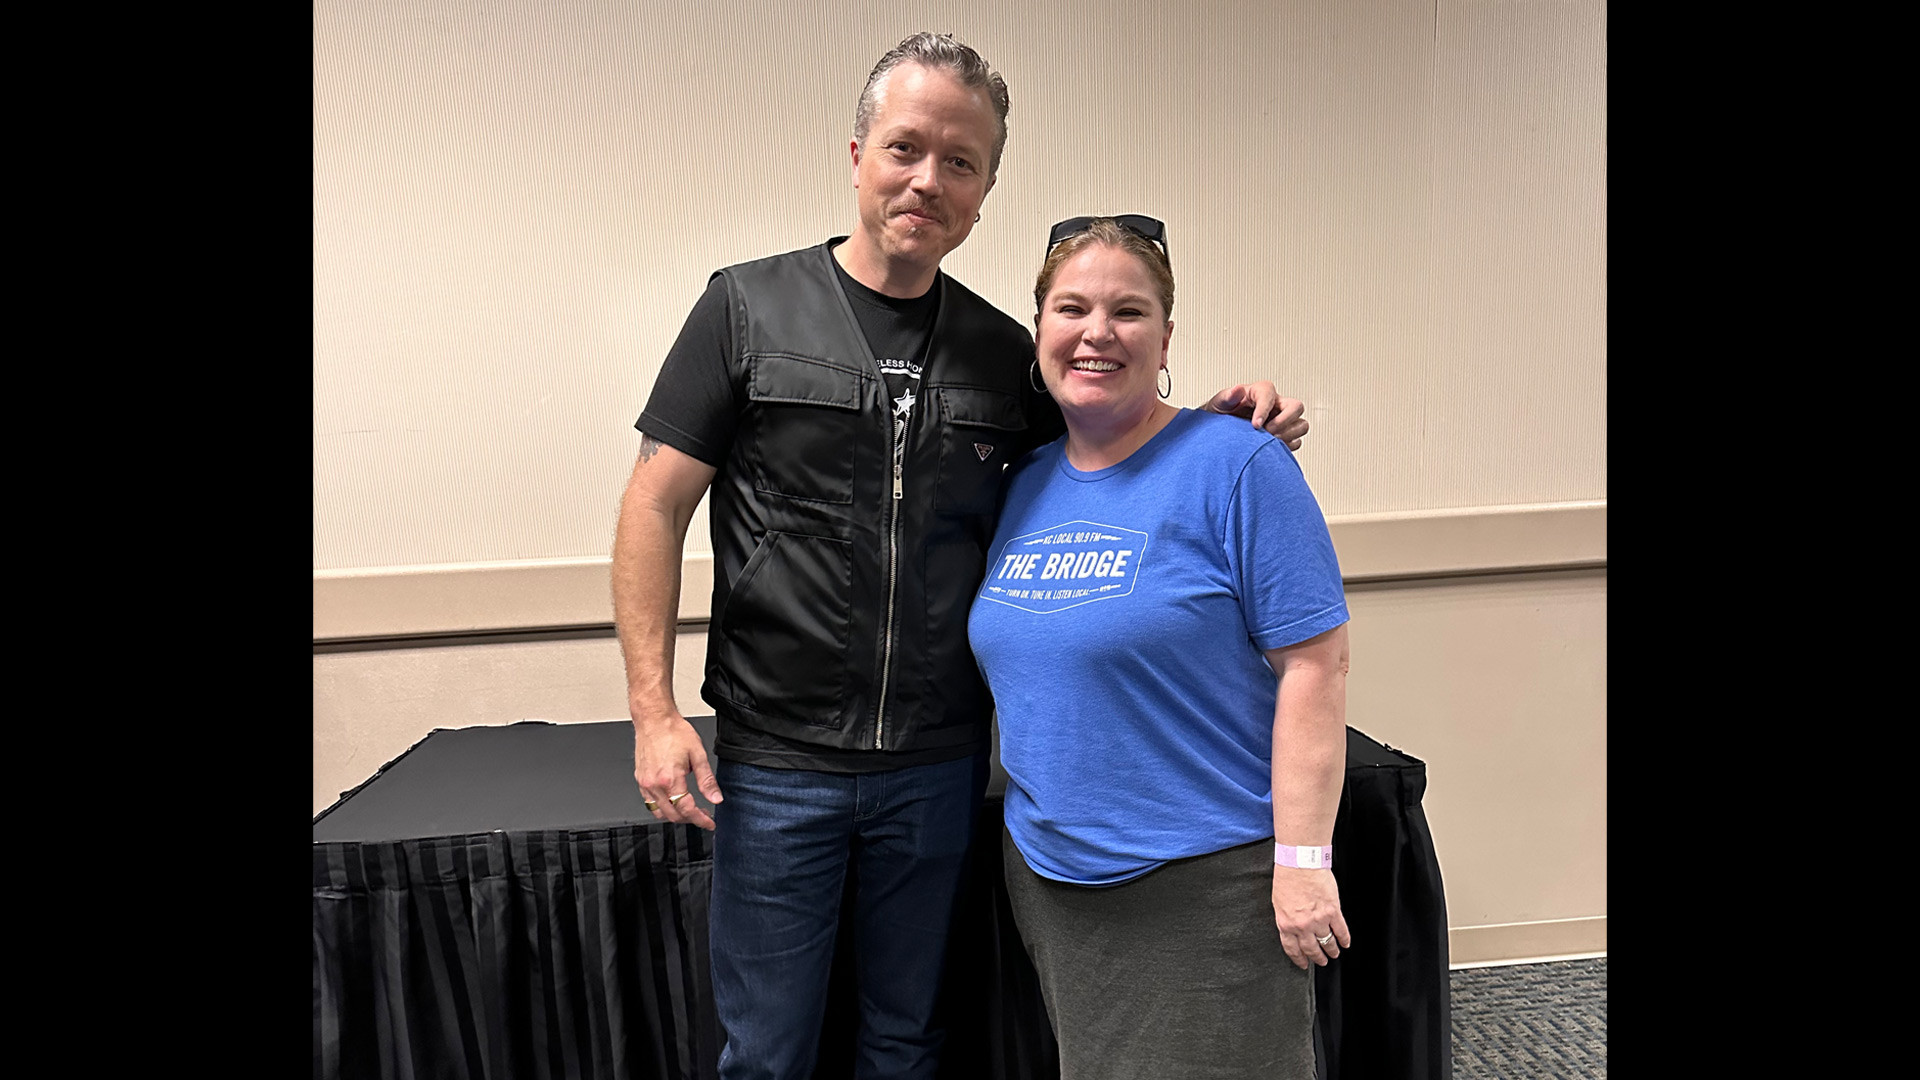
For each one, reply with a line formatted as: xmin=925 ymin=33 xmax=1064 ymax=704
xmin=1030 ymin=360 xmax=1048 ymax=394
xmin=1157 ymin=366 xmax=1171 ymax=400
xmin=975 ymin=213 xmax=982 ymax=223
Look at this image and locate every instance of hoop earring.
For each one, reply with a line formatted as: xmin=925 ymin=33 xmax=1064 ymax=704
xmin=1030 ymin=360 xmax=1048 ymax=394
xmin=1157 ymin=366 xmax=1171 ymax=400
xmin=975 ymin=213 xmax=982 ymax=223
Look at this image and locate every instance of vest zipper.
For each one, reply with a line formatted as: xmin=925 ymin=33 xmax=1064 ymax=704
xmin=876 ymin=405 xmax=909 ymax=749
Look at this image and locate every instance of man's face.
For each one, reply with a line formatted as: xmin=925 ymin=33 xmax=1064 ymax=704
xmin=849 ymin=63 xmax=999 ymax=277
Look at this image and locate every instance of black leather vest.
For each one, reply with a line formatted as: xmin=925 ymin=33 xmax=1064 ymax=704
xmin=702 ymin=241 xmax=1042 ymax=753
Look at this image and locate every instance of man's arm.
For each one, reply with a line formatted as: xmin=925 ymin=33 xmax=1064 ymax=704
xmin=612 ymin=433 xmax=722 ymax=829
xmin=1265 ymin=623 xmax=1352 ymax=969
xmin=1200 ymin=383 xmax=1309 ymax=449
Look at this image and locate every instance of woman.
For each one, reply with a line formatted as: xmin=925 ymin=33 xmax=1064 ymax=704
xmin=968 ymin=217 xmax=1352 ymax=1079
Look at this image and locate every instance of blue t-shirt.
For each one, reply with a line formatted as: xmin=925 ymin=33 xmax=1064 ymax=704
xmin=967 ymin=409 xmax=1349 ymax=885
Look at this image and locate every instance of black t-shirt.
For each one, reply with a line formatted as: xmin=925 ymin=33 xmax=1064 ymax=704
xmin=638 ymin=244 xmax=1015 ymax=773
xmin=832 ymin=252 xmax=937 ymax=470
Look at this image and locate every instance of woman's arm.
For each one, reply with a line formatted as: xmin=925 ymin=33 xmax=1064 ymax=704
xmin=1266 ymin=622 xmax=1352 ymax=969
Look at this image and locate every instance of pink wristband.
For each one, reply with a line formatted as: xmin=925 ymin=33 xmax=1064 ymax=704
xmin=1274 ymin=842 xmax=1332 ymax=869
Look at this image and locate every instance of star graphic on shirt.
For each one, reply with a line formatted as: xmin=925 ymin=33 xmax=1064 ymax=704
xmin=893 ymin=391 xmax=917 ymax=419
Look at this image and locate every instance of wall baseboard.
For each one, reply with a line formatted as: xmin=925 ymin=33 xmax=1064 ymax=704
xmin=1448 ymin=916 xmax=1607 ymax=966
xmin=314 ymin=500 xmax=1603 ymax=641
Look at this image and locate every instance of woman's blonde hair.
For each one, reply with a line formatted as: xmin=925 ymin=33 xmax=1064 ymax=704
xmin=1033 ymin=218 xmax=1175 ymax=319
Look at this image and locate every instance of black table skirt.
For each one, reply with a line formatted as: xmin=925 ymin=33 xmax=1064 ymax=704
xmin=314 ymin=720 xmax=1448 ymax=1080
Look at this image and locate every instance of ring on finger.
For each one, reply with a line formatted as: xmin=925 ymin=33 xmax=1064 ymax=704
xmin=644 ymin=799 xmax=659 ymax=811
xmin=1315 ymin=932 xmax=1335 ymax=946
xmin=668 ymin=792 xmax=689 ymax=804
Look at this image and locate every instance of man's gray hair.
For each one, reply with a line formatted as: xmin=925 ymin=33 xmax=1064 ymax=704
xmin=854 ymin=32 xmax=1011 ymax=177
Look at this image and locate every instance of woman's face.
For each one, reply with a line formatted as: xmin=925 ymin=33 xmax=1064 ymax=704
xmin=1034 ymin=244 xmax=1173 ymax=422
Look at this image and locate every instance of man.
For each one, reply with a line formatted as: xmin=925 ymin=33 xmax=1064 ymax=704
xmin=611 ymin=32 xmax=1308 ymax=1080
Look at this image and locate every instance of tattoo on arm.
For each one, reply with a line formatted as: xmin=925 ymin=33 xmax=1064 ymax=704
xmin=639 ymin=435 xmax=662 ymax=464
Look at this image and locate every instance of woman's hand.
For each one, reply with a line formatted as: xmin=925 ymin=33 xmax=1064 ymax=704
xmin=1272 ymin=865 xmax=1351 ymax=969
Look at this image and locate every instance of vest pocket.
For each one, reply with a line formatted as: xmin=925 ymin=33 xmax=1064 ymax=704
xmin=746 ymin=354 xmax=865 ymax=505
xmin=932 ymin=386 xmax=1027 ymax=514
xmin=715 ymin=530 xmax=854 ymax=727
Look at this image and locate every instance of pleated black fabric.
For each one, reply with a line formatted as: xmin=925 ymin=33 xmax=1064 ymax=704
xmin=314 ymin=722 xmax=1447 ymax=1080
xmin=313 ymin=825 xmax=717 ymax=1080
xmin=1314 ymin=728 xmax=1453 ymax=1080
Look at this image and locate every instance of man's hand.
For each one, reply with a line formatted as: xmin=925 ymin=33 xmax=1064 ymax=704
xmin=633 ymin=711 xmax=724 ymax=830
xmin=1201 ymin=383 xmax=1309 ymax=449
xmin=1272 ymin=864 xmax=1351 ymax=969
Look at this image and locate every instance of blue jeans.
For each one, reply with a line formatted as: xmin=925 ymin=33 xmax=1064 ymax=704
xmin=710 ymin=753 xmax=986 ymax=1080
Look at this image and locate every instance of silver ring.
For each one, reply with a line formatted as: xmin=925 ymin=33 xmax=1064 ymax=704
xmin=1315 ymin=932 xmax=1334 ymax=946
xmin=667 ymin=792 xmax=690 ymax=804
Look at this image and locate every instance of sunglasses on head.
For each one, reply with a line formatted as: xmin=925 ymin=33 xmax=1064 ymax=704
xmin=1045 ymin=214 xmax=1169 ymax=265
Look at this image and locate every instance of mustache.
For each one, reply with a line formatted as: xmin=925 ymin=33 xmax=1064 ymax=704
xmin=891 ymin=200 xmax=943 ymax=221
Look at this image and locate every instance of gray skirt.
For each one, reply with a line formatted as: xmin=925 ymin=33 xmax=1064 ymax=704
xmin=1002 ymin=828 xmax=1319 ymax=1080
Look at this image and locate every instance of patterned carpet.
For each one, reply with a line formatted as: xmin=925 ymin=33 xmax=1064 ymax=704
xmin=1451 ymin=957 xmax=1607 ymax=1079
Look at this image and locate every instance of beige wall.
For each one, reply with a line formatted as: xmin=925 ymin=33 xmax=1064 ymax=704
xmin=314 ymin=0 xmax=1605 ymax=569
xmin=313 ymin=0 xmax=1606 ymax=965
xmin=1344 ymin=568 xmax=1605 ymax=962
